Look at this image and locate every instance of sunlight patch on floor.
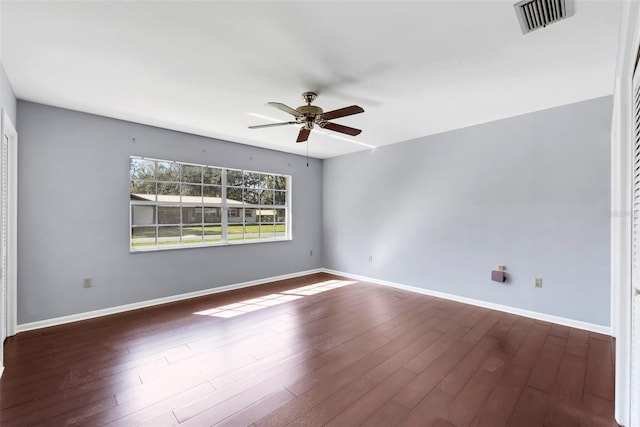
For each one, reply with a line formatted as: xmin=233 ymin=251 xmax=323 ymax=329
xmin=193 ymin=279 xmax=356 ymax=318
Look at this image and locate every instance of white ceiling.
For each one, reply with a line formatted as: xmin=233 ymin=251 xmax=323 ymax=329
xmin=1 ymin=1 xmax=621 ymax=159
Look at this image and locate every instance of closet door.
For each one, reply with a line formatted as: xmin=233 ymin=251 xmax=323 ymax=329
xmin=630 ymin=64 xmax=640 ymax=426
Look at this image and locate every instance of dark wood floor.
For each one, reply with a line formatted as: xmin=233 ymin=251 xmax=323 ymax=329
xmin=0 ymin=272 xmax=618 ymax=426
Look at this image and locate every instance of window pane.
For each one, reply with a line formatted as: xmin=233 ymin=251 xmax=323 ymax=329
xmin=262 ymin=174 xmax=275 ymax=189
xmin=182 ymin=226 xmax=203 ymax=245
xmin=275 ymin=190 xmax=286 ymax=206
xmin=203 ymin=167 xmax=222 ymax=185
xmin=275 ymin=223 xmax=287 ymax=239
xmin=130 ymin=157 xmax=291 ymax=251
xmin=227 ymin=187 xmax=242 ymax=203
xmin=158 ymin=226 xmax=181 ymax=246
xmin=228 ymin=223 xmax=244 ymax=240
xmin=181 ymin=184 xmax=202 ymax=202
xmin=275 ymin=175 xmax=287 ymax=190
xmin=132 ymin=205 xmax=155 ymax=225
xmin=130 ymin=180 xmax=156 ymax=200
xmin=158 ymin=183 xmax=180 ymax=198
xmin=131 ymin=226 xmax=156 ymax=247
xmin=244 ymin=223 xmax=259 ymax=240
xmin=181 ymin=164 xmax=202 ymax=183
xmin=182 ymin=207 xmax=202 ymax=224
xmin=203 ymin=207 xmax=221 ymax=223
xmin=244 ymin=189 xmax=260 ymax=204
xmin=203 ymin=185 xmax=222 ymax=201
xmin=156 ymin=161 xmax=180 ymax=182
xmin=158 ymin=206 xmax=180 ymax=224
xmin=243 ymin=171 xmax=266 ymax=189
xmin=228 ymin=208 xmax=242 ymax=223
xmin=130 ymin=158 xmax=155 ymax=180
xmin=244 ymin=208 xmax=257 ymax=222
xmin=258 ymin=208 xmax=274 ymax=223
xmin=260 ymin=224 xmax=275 ymax=239
xmin=204 ymin=225 xmax=222 ymax=243
xmin=227 ymin=169 xmax=243 ymax=186
xmin=261 ymin=189 xmax=274 ymax=205
xmin=274 ymin=208 xmax=286 ymax=222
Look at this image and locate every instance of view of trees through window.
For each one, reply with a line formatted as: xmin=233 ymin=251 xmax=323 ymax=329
xmin=130 ymin=156 xmax=290 ymax=250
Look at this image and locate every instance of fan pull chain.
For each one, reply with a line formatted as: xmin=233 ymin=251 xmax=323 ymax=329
xmin=306 ymin=141 xmax=309 ymax=167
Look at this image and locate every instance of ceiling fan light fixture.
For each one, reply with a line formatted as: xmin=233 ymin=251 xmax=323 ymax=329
xmin=248 ymin=92 xmax=364 ymax=144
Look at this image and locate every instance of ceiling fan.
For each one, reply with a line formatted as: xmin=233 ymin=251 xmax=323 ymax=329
xmin=248 ymin=92 xmax=364 ymax=143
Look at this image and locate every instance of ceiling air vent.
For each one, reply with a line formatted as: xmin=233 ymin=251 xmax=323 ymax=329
xmin=514 ymin=0 xmax=574 ymax=34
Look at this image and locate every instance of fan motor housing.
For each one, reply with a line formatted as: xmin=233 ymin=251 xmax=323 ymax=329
xmin=296 ymin=105 xmax=323 ymax=117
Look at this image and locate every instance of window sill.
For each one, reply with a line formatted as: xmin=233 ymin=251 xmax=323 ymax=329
xmin=129 ymin=237 xmax=292 ymax=253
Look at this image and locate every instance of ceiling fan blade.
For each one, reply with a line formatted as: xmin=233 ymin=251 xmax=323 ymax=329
xmin=322 ymin=122 xmax=362 ymax=136
xmin=321 ymin=105 xmax=364 ymax=121
xmin=296 ymin=128 xmax=311 ymax=143
xmin=248 ymin=122 xmax=296 ymax=129
xmin=267 ymin=102 xmax=304 ymax=118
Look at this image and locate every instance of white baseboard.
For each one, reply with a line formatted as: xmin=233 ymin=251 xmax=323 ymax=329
xmin=16 ymin=267 xmax=611 ymax=336
xmin=322 ymin=269 xmax=612 ymax=335
xmin=16 ymin=268 xmax=324 ymax=333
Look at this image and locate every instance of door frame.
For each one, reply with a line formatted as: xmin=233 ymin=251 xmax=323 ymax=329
xmin=612 ymin=2 xmax=640 ymax=425
xmin=0 ymin=109 xmax=17 ymax=377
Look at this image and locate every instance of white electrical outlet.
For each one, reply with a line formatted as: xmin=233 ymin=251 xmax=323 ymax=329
xmin=83 ymin=277 xmax=93 ymax=288
xmin=534 ymin=277 xmax=542 ymax=288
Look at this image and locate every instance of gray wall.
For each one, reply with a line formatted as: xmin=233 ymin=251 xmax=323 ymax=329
xmin=17 ymin=101 xmax=323 ymax=324
xmin=323 ymin=96 xmax=612 ymax=326
xmin=0 ymin=62 xmax=16 ymax=125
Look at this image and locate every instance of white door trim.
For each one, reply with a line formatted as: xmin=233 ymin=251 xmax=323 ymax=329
xmin=612 ymin=2 xmax=640 ymax=425
xmin=1 ymin=110 xmax=17 ymax=340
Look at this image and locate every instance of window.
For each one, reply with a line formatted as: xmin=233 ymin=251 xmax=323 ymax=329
xmin=130 ymin=157 xmax=290 ymax=250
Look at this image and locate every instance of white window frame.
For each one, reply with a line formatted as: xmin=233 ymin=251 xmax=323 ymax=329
xmin=130 ymin=156 xmax=291 ymax=252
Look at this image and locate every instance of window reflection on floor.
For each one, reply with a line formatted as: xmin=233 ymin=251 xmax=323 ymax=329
xmin=193 ymin=280 xmax=356 ymax=318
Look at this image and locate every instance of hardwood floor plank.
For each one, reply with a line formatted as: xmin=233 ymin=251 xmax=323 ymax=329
xmin=31 ymin=396 xmax=115 ymax=427
xmin=585 ymin=336 xmax=615 ymax=401
xmin=506 ymin=385 xmax=550 ymax=427
xmin=284 ymin=340 xmax=387 ymax=397
xmin=552 ymin=353 xmax=586 ymax=408
xmin=432 ymin=417 xmax=458 ymax=427
xmin=213 ymin=388 xmax=295 ymax=427
xmin=0 ymin=370 xmax=142 ymax=425
xmin=254 ymin=352 xmax=388 ymax=427
xmin=98 ymin=383 xmax=213 ymax=426
xmin=393 ymin=340 xmax=472 ymax=409
xmin=287 ymin=376 xmax=378 ymax=426
xmin=469 ymin=364 xmax=530 ymax=427
xmin=404 ymin=325 xmax=470 ymax=374
xmin=397 ymin=388 xmax=455 ymax=426
xmin=582 ymin=393 xmax=619 ymax=426
xmin=526 ymin=334 xmax=566 ymax=393
xmin=176 ymin=381 xmax=292 ymax=426
xmin=564 ymin=327 xmax=590 ymax=358
xmin=549 ymin=323 xmax=571 ymax=339
xmin=325 ymin=368 xmax=415 ymax=426
xmin=544 ymin=400 xmax=581 ymax=427
xmin=496 ymin=317 xmax=534 ymax=355
xmin=137 ymin=411 xmax=179 ymax=427
xmin=441 ymin=350 xmax=512 ymax=427
xmin=360 ymin=400 xmax=409 ymax=427
xmin=460 ymin=311 xmax=502 ymax=344
xmin=0 ymin=273 xmax=616 ymax=427
xmin=511 ymin=322 xmax=551 ymax=368
xmin=436 ymin=335 xmax=499 ymax=396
